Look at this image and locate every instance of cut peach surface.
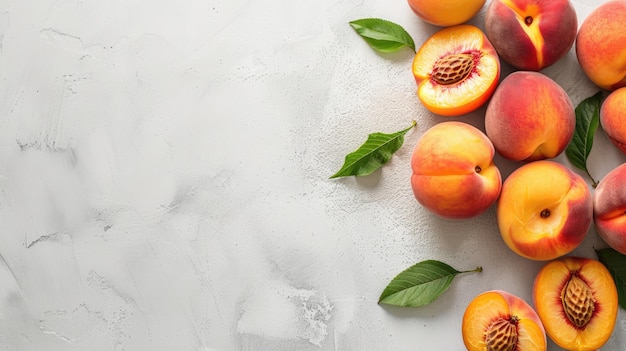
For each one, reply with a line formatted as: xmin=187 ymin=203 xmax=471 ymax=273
xmin=533 ymin=257 xmax=618 ymax=351
xmin=462 ymin=290 xmax=546 ymax=351
xmin=412 ymin=25 xmax=500 ymax=117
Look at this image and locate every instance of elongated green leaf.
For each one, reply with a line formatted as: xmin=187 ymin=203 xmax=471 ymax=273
xmin=596 ymin=248 xmax=626 ymax=310
xmin=349 ymin=18 xmax=416 ymax=53
xmin=566 ymin=91 xmax=603 ymax=186
xmin=379 ymin=260 xmax=482 ymax=307
xmin=330 ymin=121 xmax=416 ymax=178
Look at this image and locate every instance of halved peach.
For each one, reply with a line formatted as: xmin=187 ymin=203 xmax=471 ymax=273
xmin=462 ymin=290 xmax=547 ymax=351
xmin=412 ymin=25 xmax=500 ymax=116
xmin=533 ymin=257 xmax=618 ymax=351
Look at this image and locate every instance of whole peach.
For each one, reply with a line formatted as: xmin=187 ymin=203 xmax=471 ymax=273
xmin=411 ymin=121 xmax=501 ymax=220
xmin=485 ymin=71 xmax=575 ymax=162
xmin=600 ymin=87 xmax=626 ymax=155
xmin=497 ymin=160 xmax=593 ymax=261
xmin=485 ymin=0 xmax=577 ymax=71
xmin=594 ymin=163 xmax=626 ymax=255
xmin=576 ymin=0 xmax=626 ymax=90
xmin=407 ymin=0 xmax=485 ymax=27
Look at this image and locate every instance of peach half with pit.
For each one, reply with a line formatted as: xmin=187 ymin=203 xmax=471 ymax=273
xmin=410 ymin=121 xmax=501 ymax=220
xmin=462 ymin=290 xmax=547 ymax=351
xmin=485 ymin=0 xmax=577 ymax=71
xmin=485 ymin=71 xmax=575 ymax=162
xmin=600 ymin=87 xmax=626 ymax=155
xmin=594 ymin=163 xmax=626 ymax=255
xmin=576 ymin=0 xmax=626 ymax=90
xmin=407 ymin=0 xmax=485 ymax=27
xmin=496 ymin=160 xmax=593 ymax=261
xmin=533 ymin=257 xmax=618 ymax=351
xmin=412 ymin=25 xmax=500 ymax=117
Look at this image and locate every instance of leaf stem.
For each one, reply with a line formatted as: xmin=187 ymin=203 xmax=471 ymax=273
xmin=586 ymin=169 xmax=599 ymax=188
xmin=460 ymin=266 xmax=483 ymax=274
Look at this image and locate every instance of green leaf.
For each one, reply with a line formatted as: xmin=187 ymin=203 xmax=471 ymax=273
xmin=378 ymin=260 xmax=482 ymax=307
xmin=596 ymin=248 xmax=626 ymax=310
xmin=349 ymin=18 xmax=416 ymax=53
xmin=566 ymin=91 xmax=603 ymax=187
xmin=330 ymin=121 xmax=416 ymax=178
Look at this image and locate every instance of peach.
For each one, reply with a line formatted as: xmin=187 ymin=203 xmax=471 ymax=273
xmin=496 ymin=161 xmax=593 ymax=261
xmin=462 ymin=290 xmax=547 ymax=351
xmin=485 ymin=71 xmax=575 ymax=162
xmin=412 ymin=25 xmax=500 ymax=117
xmin=600 ymin=87 xmax=626 ymax=155
xmin=484 ymin=0 xmax=577 ymax=71
xmin=410 ymin=121 xmax=501 ymax=220
xmin=533 ymin=257 xmax=618 ymax=351
xmin=593 ymin=163 xmax=626 ymax=255
xmin=576 ymin=0 xmax=626 ymax=90
xmin=407 ymin=0 xmax=485 ymax=27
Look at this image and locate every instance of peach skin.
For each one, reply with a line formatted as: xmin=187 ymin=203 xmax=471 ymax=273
xmin=533 ymin=257 xmax=618 ymax=351
xmin=594 ymin=163 xmax=626 ymax=255
xmin=576 ymin=0 xmax=626 ymax=90
xmin=600 ymin=87 xmax=626 ymax=155
xmin=407 ymin=0 xmax=485 ymax=27
xmin=485 ymin=0 xmax=577 ymax=71
xmin=411 ymin=121 xmax=501 ymax=220
xmin=412 ymin=25 xmax=500 ymax=117
xmin=496 ymin=160 xmax=592 ymax=261
xmin=463 ymin=290 xmax=547 ymax=351
xmin=485 ymin=71 xmax=575 ymax=162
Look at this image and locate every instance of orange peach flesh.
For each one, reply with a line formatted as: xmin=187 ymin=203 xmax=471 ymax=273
xmin=594 ymin=163 xmax=626 ymax=254
xmin=462 ymin=290 xmax=546 ymax=351
xmin=533 ymin=257 xmax=618 ymax=351
xmin=485 ymin=71 xmax=575 ymax=162
xmin=576 ymin=0 xmax=626 ymax=90
xmin=496 ymin=161 xmax=592 ymax=260
xmin=411 ymin=122 xmax=501 ymax=219
xmin=412 ymin=25 xmax=500 ymax=117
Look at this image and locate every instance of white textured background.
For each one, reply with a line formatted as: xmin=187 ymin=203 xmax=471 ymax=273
xmin=0 ymin=0 xmax=624 ymax=350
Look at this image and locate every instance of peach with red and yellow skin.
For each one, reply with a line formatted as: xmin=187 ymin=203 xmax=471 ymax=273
xmin=412 ymin=25 xmax=500 ymax=117
xmin=576 ymin=0 xmax=626 ymax=91
xmin=462 ymin=290 xmax=547 ymax=351
xmin=411 ymin=121 xmax=501 ymax=220
xmin=594 ymin=163 xmax=626 ymax=255
xmin=496 ymin=161 xmax=592 ymax=261
xmin=484 ymin=0 xmax=577 ymax=71
xmin=600 ymin=87 xmax=626 ymax=155
xmin=407 ymin=0 xmax=485 ymax=27
xmin=533 ymin=257 xmax=618 ymax=351
xmin=485 ymin=71 xmax=575 ymax=162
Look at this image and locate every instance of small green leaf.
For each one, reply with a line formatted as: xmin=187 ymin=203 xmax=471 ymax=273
xmin=566 ymin=91 xmax=603 ymax=187
xmin=379 ymin=260 xmax=482 ymax=307
xmin=330 ymin=121 xmax=416 ymax=178
xmin=596 ymin=248 xmax=626 ymax=310
xmin=349 ymin=18 xmax=416 ymax=53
